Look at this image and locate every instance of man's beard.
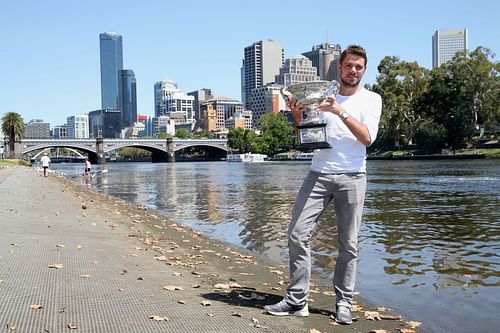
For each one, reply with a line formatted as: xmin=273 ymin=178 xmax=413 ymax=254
xmin=341 ymin=77 xmax=360 ymax=88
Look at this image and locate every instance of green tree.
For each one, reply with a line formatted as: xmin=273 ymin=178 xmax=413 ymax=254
xmin=413 ymin=119 xmax=446 ymax=154
xmin=227 ymin=127 xmax=256 ymax=153
xmin=372 ymin=56 xmax=430 ymax=147
xmin=1 ymin=112 xmax=25 ymax=158
xmin=157 ymin=132 xmax=173 ymax=139
xmin=175 ymin=128 xmax=191 ymax=139
xmin=256 ymin=113 xmax=294 ymax=155
xmin=418 ymin=47 xmax=499 ymax=147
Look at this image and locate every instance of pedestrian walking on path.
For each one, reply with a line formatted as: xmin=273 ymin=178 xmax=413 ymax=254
xmin=40 ymin=152 xmax=51 ymax=177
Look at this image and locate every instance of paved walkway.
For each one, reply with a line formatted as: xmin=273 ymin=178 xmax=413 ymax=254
xmin=0 ymin=167 xmax=421 ymax=333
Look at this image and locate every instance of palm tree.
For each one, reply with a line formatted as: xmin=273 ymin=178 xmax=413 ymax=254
xmin=1 ymin=112 xmax=25 ymax=159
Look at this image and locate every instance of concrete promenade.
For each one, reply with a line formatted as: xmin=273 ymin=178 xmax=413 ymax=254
xmin=0 ymin=167 xmax=422 ymax=333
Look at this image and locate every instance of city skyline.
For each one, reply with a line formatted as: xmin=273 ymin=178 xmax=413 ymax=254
xmin=1 ymin=0 xmax=498 ymax=127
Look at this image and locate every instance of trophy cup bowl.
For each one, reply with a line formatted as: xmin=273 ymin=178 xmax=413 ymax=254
xmin=281 ymin=80 xmax=340 ymax=150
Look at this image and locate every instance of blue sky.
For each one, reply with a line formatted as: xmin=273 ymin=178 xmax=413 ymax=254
xmin=1 ymin=0 xmax=498 ymax=127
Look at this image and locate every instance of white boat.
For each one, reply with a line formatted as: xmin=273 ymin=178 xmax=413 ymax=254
xmin=296 ymin=152 xmax=314 ymax=160
xmin=227 ymin=153 xmax=267 ymax=163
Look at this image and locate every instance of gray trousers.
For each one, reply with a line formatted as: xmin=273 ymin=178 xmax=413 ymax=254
xmin=285 ymin=171 xmax=366 ymax=308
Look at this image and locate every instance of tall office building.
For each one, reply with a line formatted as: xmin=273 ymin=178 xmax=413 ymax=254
xmin=275 ymin=55 xmax=319 ymax=87
xmin=67 ymin=115 xmax=89 ymax=139
xmin=241 ymin=39 xmax=284 ymax=110
xmin=88 ymin=109 xmax=123 ymax=139
xmin=119 ymin=69 xmax=137 ymax=127
xmin=24 ymin=119 xmax=50 ymax=139
xmin=302 ymin=43 xmax=341 ymax=81
xmin=188 ymin=88 xmax=213 ymax=130
xmin=52 ymin=125 xmax=68 ymax=139
xmin=200 ymin=97 xmax=244 ymax=132
xmin=432 ymin=28 xmax=468 ymax=68
xmin=99 ymin=32 xmax=123 ymax=110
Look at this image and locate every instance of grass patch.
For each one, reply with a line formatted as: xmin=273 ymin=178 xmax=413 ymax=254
xmin=0 ymin=159 xmax=30 ymax=167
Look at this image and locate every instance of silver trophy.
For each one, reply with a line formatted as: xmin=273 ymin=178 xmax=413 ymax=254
xmin=281 ymin=80 xmax=340 ymax=150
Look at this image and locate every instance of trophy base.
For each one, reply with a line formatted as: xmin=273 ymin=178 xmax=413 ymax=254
xmin=297 ymin=142 xmax=331 ymax=151
xmin=296 ymin=122 xmax=331 ymax=151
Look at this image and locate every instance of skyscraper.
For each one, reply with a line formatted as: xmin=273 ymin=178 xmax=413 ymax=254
xmin=119 ymin=69 xmax=137 ymax=127
xmin=275 ymin=55 xmax=320 ymax=87
xmin=302 ymin=43 xmax=341 ymax=81
xmin=241 ymin=39 xmax=284 ymax=110
xmin=99 ymin=32 xmax=123 ymax=109
xmin=432 ymin=28 xmax=468 ymax=68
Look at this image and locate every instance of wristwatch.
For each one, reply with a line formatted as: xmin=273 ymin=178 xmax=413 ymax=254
xmin=340 ymin=112 xmax=350 ymax=121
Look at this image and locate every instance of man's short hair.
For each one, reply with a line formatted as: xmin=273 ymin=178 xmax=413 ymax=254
xmin=340 ymin=45 xmax=367 ymax=67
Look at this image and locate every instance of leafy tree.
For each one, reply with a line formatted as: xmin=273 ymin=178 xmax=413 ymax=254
xmin=413 ymin=119 xmax=446 ymax=154
xmin=372 ymin=56 xmax=429 ymax=147
xmin=1 ymin=112 xmax=25 ymax=158
xmin=175 ymin=128 xmax=191 ymax=139
xmin=256 ymin=113 xmax=294 ymax=155
xmin=228 ymin=127 xmax=256 ymax=153
xmin=157 ymin=132 xmax=172 ymax=139
xmin=418 ymin=47 xmax=499 ymax=147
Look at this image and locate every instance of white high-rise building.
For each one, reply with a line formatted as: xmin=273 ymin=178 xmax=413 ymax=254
xmin=241 ymin=39 xmax=284 ymax=110
xmin=154 ymin=78 xmax=195 ymax=119
xmin=302 ymin=43 xmax=341 ymax=81
xmin=67 ymin=115 xmax=89 ymax=139
xmin=154 ymin=78 xmax=195 ymax=132
xmin=432 ymin=28 xmax=468 ymax=68
xmin=275 ymin=55 xmax=320 ymax=87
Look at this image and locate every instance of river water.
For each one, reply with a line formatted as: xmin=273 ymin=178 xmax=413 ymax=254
xmin=49 ymin=159 xmax=499 ymax=333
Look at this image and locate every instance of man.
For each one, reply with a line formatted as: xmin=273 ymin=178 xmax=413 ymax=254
xmin=40 ymin=152 xmax=51 ymax=177
xmin=264 ymin=45 xmax=382 ymax=324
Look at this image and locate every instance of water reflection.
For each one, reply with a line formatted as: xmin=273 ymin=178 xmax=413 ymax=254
xmin=48 ymin=159 xmax=500 ymax=333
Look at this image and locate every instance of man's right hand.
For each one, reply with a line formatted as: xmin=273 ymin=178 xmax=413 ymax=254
xmin=286 ymin=96 xmax=304 ymax=124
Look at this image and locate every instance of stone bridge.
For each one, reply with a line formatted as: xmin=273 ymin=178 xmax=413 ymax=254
xmin=21 ymin=138 xmax=228 ymax=164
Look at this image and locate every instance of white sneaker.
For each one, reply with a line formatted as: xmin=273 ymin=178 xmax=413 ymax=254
xmin=264 ymin=299 xmax=309 ymax=317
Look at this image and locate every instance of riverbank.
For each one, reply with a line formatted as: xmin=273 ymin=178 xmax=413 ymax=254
xmin=0 ymin=166 xmax=426 ymax=333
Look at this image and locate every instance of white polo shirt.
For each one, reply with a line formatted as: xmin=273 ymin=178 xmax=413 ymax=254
xmin=310 ymin=87 xmax=382 ymax=174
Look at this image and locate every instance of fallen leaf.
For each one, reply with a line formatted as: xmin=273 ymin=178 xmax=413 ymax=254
xmin=67 ymin=323 xmax=77 ymax=329
xmin=149 ymin=315 xmax=169 ymax=321
xmin=364 ymin=311 xmax=382 ymax=320
xmin=207 ymin=313 xmax=214 ymax=317
xmin=406 ymin=321 xmax=421 ymax=329
xmin=397 ymin=329 xmax=415 ymax=333
xmin=379 ymin=314 xmax=403 ymax=320
xmin=30 ymin=304 xmax=43 ymax=309
xmin=163 ymin=285 xmax=185 ymax=291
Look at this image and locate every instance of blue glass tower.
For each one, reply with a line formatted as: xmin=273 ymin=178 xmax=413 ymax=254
xmin=99 ymin=32 xmax=123 ymax=110
xmin=119 ymin=69 xmax=137 ymax=127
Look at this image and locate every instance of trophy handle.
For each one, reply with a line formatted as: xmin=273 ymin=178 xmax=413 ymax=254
xmin=326 ymin=80 xmax=340 ymax=97
xmin=280 ymin=87 xmax=292 ymax=101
